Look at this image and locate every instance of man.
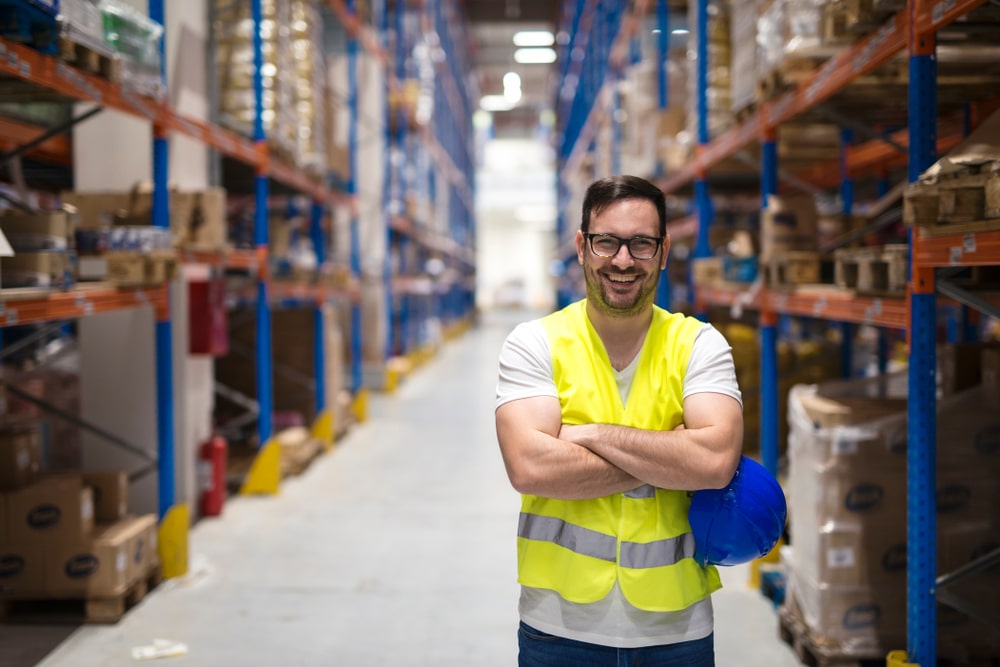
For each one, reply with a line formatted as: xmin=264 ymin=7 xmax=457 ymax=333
xmin=495 ymin=175 xmax=743 ymax=666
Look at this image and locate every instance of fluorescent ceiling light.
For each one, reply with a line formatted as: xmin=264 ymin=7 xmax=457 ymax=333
xmin=480 ymin=95 xmax=516 ymax=112
xmin=513 ymin=30 xmax=554 ymax=47
xmin=514 ymin=48 xmax=557 ymax=64
xmin=503 ymin=71 xmax=521 ymax=90
xmin=671 ymin=28 xmax=689 ymax=35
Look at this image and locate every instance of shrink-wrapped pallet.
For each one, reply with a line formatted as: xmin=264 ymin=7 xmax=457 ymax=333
xmin=785 ymin=376 xmax=1000 ymax=659
xmin=213 ymin=0 xmax=297 ymax=161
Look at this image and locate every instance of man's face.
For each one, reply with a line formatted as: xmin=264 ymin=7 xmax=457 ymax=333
xmin=576 ymin=198 xmax=668 ymax=319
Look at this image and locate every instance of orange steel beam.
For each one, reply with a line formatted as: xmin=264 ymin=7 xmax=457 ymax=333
xmin=660 ymin=3 xmax=990 ymax=195
xmin=912 ymin=230 xmax=1000 ymax=267
xmin=0 ymin=285 xmax=168 ymax=327
xmin=0 ymin=38 xmax=337 ymax=203
xmin=0 ymin=116 xmax=71 ymax=164
xmin=695 ymin=284 xmax=909 ymax=328
xmin=913 ymin=0 xmax=990 ymax=35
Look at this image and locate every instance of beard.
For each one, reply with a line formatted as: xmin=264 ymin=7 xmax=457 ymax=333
xmin=583 ymin=260 xmax=659 ymax=318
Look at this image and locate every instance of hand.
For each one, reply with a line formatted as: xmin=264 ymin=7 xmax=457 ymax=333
xmin=558 ymin=423 xmax=591 ymax=446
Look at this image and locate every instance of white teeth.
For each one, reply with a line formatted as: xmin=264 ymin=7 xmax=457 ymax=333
xmin=607 ymin=274 xmax=635 ymax=283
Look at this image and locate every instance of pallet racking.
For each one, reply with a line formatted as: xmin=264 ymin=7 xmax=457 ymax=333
xmin=554 ymin=1 xmax=1000 ymax=664
xmin=0 ymin=0 xmax=478 ymax=578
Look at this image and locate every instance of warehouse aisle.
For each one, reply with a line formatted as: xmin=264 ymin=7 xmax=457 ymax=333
xmin=22 ymin=310 xmax=799 ymax=666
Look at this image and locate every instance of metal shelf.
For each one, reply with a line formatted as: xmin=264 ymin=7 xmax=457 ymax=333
xmin=0 ymin=284 xmax=168 ymax=327
xmin=0 ymin=37 xmax=338 ymax=202
xmin=912 ymin=229 xmax=1000 ymax=267
xmin=695 ymin=284 xmax=909 ymax=329
xmin=658 ymin=1 xmax=991 ymax=194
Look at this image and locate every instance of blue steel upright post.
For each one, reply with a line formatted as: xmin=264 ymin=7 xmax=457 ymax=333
xmin=692 ymin=0 xmax=712 ymax=322
xmin=760 ymin=128 xmax=778 ymax=478
xmin=309 ymin=200 xmax=326 ymax=419
xmin=148 ymin=0 xmax=174 ymax=522
xmin=654 ymin=0 xmax=671 ymax=311
xmin=839 ymin=127 xmax=854 ymax=378
xmin=347 ymin=0 xmax=364 ymax=403
xmin=907 ymin=10 xmax=938 ymax=666
xmin=251 ymin=0 xmax=274 ymax=446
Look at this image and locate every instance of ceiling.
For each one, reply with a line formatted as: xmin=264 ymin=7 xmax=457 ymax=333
xmin=463 ymin=0 xmax=561 ymax=137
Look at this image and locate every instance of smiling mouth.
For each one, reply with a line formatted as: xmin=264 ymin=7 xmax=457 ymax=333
xmin=605 ymin=273 xmax=637 ymax=284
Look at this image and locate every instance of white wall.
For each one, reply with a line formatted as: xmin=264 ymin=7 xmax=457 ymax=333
xmin=475 ymin=138 xmax=557 ymax=312
xmin=77 ymin=1 xmax=213 ymax=516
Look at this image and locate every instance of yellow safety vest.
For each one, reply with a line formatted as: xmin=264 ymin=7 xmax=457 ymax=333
xmin=517 ymin=299 xmax=722 ymax=612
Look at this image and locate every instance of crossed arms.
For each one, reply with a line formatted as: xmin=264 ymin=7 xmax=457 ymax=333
xmin=495 ymin=391 xmax=744 ymax=500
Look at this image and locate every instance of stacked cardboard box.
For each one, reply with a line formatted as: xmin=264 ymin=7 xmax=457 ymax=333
xmin=0 ymin=469 xmax=159 ymax=602
xmin=0 ymin=210 xmax=75 ymax=290
xmin=786 ymin=373 xmax=1000 ymax=660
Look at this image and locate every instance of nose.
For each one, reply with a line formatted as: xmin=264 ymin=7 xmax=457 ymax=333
xmin=611 ymin=243 xmax=634 ymax=268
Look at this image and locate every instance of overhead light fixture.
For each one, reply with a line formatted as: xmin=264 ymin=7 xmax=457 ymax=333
xmin=513 ymin=30 xmax=554 ymax=47
xmin=514 ymin=48 xmax=557 ymax=64
xmin=480 ymin=95 xmax=516 ymax=112
xmin=671 ymin=28 xmax=689 ymax=35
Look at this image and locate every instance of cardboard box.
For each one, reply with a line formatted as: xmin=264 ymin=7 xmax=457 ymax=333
xmin=0 ymin=541 xmax=46 ymax=594
xmin=121 ymin=514 xmax=158 ymax=581
xmin=0 ymin=211 xmax=72 ymax=251
xmin=981 ymin=347 xmax=999 ymax=394
xmin=6 ymin=476 xmax=94 ymax=546
xmin=0 ymin=424 xmax=42 ymax=491
xmin=761 ymin=194 xmax=818 ymax=263
xmin=788 ymin=565 xmax=906 ymax=654
xmin=82 ymin=471 xmax=129 ymax=523
xmin=1 ymin=251 xmax=71 ymax=288
xmin=46 ymin=514 xmax=158 ymax=596
xmin=46 ymin=536 xmax=129 ymax=597
xmin=61 ymin=188 xmax=227 ymax=251
xmin=939 ymin=342 xmax=1000 ymax=396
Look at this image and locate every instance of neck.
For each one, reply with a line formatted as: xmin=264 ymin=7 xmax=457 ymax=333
xmin=586 ymin=303 xmax=653 ymax=371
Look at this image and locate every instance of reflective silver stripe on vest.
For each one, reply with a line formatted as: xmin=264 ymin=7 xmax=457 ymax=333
xmin=518 ymin=513 xmax=617 ymax=562
xmin=623 ymin=484 xmax=657 ymax=499
xmin=620 ymin=532 xmax=696 ymax=569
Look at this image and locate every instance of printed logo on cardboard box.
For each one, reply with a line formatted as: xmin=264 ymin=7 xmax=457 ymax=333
xmin=27 ymin=503 xmax=61 ymax=529
xmin=936 ymin=484 xmax=971 ymax=513
xmin=0 ymin=554 xmax=25 ymax=578
xmin=974 ymin=423 xmax=1000 ymax=455
xmin=843 ymin=603 xmax=880 ymax=630
xmin=844 ymin=483 xmax=884 ymax=512
xmin=881 ymin=543 xmax=907 ymax=573
xmin=64 ymin=554 xmax=99 ymax=579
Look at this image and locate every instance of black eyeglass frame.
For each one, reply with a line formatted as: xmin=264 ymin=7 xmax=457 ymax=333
xmin=583 ymin=232 xmax=664 ymax=260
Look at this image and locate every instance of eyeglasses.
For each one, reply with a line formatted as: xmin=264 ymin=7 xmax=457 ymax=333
xmin=584 ymin=233 xmax=663 ymax=260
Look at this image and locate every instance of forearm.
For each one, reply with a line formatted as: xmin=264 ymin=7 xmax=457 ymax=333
xmin=564 ymin=422 xmax=741 ymax=491
xmin=499 ymin=430 xmax=642 ymax=500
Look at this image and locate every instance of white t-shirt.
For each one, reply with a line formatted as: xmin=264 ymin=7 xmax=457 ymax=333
xmin=495 ymin=316 xmax=742 ymax=648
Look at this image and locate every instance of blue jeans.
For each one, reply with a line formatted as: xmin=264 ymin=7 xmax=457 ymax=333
xmin=517 ymin=622 xmax=715 ymax=667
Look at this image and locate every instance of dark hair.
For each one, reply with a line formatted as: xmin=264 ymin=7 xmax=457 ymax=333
xmin=581 ymin=175 xmax=667 ymax=236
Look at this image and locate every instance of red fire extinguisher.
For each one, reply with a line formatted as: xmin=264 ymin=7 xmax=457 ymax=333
xmin=198 ymin=436 xmax=228 ymax=517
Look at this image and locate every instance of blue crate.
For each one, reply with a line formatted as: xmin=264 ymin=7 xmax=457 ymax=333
xmin=0 ymin=0 xmax=60 ymax=53
xmin=723 ymin=256 xmax=759 ymax=283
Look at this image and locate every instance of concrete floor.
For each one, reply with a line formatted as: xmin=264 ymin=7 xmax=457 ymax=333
xmin=2 ymin=310 xmax=802 ymax=666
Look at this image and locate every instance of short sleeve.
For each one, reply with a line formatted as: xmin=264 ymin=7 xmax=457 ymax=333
xmin=496 ymin=320 xmax=558 ymax=409
xmin=683 ymin=324 xmax=743 ymax=406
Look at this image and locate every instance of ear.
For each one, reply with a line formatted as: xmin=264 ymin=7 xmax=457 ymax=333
xmin=575 ymin=230 xmax=585 ymax=264
xmin=660 ymin=234 xmax=671 ymax=270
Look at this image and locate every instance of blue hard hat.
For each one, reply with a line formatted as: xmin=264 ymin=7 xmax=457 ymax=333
xmin=688 ymin=456 xmax=787 ymax=567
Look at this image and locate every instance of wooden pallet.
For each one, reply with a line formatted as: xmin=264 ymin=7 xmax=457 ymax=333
xmin=777 ymin=603 xmax=885 ymax=667
xmin=105 ymin=251 xmax=179 ymax=287
xmin=57 ymin=33 xmax=119 ymax=82
xmin=904 ymin=162 xmax=1000 ymax=234
xmin=834 ymin=245 xmax=907 ymax=295
xmin=762 ymin=252 xmax=828 ymax=288
xmin=0 ymin=565 xmax=162 ymax=625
